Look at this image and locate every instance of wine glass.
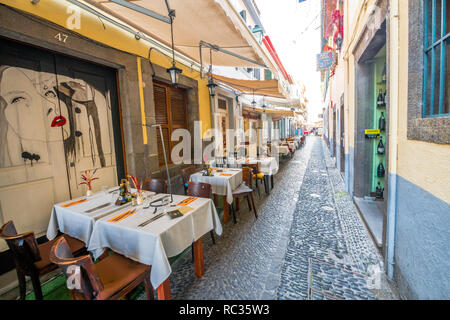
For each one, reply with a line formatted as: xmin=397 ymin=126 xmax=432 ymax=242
xmin=161 ymin=195 xmax=170 ymax=214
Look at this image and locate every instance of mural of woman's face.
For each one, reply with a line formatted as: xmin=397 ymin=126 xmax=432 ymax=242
xmin=0 ymin=68 xmax=46 ymax=143
xmin=39 ymin=73 xmax=70 ymax=142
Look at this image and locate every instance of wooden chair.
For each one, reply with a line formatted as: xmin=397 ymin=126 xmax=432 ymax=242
xmin=49 ymin=237 xmax=153 ymax=300
xmin=246 ymin=163 xmax=266 ymax=198
xmin=181 ymin=166 xmax=197 ymax=195
xmin=187 ymin=181 xmax=216 ymax=245
xmin=0 ymin=220 xmax=86 ymax=300
xmin=230 ymin=167 xmax=258 ymax=224
xmin=143 ymin=178 xmax=168 ymax=194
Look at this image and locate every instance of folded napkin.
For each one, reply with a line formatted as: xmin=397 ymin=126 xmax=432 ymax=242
xmin=61 ymin=198 xmax=87 ymax=208
xmin=220 ymin=173 xmax=233 ymax=176
xmin=177 ymin=197 xmax=198 ymax=206
xmin=107 ymin=209 xmax=137 ymax=223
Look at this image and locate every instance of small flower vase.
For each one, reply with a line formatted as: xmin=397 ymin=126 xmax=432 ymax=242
xmin=86 ymin=188 xmax=93 ymax=197
xmin=136 ymin=193 xmax=144 ymax=206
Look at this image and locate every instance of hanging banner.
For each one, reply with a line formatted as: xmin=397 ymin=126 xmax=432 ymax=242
xmin=317 ymin=51 xmax=334 ymax=71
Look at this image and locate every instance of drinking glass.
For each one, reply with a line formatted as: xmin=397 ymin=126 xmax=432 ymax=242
xmin=161 ymin=195 xmax=170 ymax=214
xmin=111 ymin=190 xmax=120 ymax=203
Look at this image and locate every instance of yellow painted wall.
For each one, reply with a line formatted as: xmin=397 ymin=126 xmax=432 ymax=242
xmin=343 ymin=0 xmax=450 ymax=203
xmin=0 ymin=0 xmax=212 ymax=135
xmin=396 ymin=1 xmax=450 ymax=203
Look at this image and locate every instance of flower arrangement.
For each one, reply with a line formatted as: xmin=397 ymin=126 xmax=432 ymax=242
xmin=80 ymin=169 xmax=99 ymax=196
xmin=128 ymin=174 xmax=144 ymax=205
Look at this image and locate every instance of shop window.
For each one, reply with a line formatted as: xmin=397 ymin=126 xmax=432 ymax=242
xmin=423 ymin=0 xmax=450 ymax=117
xmin=153 ymin=82 xmax=188 ymax=166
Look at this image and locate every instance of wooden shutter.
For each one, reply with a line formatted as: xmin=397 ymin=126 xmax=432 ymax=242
xmin=154 ymin=84 xmax=168 ymax=125
xmin=153 ymin=82 xmax=188 ymax=166
xmin=170 ymin=87 xmax=187 ymax=128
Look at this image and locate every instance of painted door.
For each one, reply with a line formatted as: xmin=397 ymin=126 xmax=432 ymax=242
xmin=0 ymin=39 xmax=122 ymax=250
xmin=54 ymin=55 xmax=121 ymax=198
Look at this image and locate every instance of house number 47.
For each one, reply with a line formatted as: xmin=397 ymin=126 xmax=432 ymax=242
xmin=55 ymin=33 xmax=68 ymax=43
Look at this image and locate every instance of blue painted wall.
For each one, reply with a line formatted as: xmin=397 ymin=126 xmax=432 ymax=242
xmin=394 ymin=175 xmax=450 ymax=299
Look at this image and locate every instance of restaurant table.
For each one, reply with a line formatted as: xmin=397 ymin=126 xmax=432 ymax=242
xmin=87 ymin=194 xmax=221 ymax=299
xmin=46 ymin=187 xmax=139 ymax=244
xmin=287 ymin=141 xmax=296 ymax=151
xmin=47 ymin=191 xmax=222 ymax=300
xmin=211 ymin=157 xmax=278 ymax=193
xmin=276 ymin=145 xmax=290 ymax=156
xmin=190 ymin=168 xmax=242 ymax=223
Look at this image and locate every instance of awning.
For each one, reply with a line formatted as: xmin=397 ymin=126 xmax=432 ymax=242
xmin=212 ymin=74 xmax=285 ymax=99
xmin=85 ymin=0 xmax=271 ymax=68
xmin=242 ymin=106 xmax=295 ymax=117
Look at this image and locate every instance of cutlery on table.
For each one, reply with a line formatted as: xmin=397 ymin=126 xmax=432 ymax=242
xmin=138 ymin=212 xmax=165 ymax=228
xmin=85 ymin=202 xmax=111 ymax=214
xmin=94 ymin=203 xmax=131 ymax=221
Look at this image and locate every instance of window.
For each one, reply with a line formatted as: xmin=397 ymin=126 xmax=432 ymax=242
xmin=423 ymin=0 xmax=450 ymax=117
xmin=239 ymin=10 xmax=246 ymax=22
xmin=153 ymin=82 xmax=188 ymax=166
xmin=254 ymin=68 xmax=261 ymax=80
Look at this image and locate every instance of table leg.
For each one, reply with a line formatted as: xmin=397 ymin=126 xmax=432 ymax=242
xmin=157 ymin=279 xmax=171 ymax=300
xmin=223 ymin=197 xmax=230 ymax=223
xmin=214 ymin=194 xmax=219 ymax=206
xmin=264 ymin=176 xmax=270 ymax=195
xmin=193 ymin=238 xmax=204 ymax=277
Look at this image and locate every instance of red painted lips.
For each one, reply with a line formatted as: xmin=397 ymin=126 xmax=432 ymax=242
xmin=51 ymin=115 xmax=67 ymax=127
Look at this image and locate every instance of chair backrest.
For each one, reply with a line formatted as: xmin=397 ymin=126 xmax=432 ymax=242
xmin=246 ymin=162 xmax=260 ymax=175
xmin=0 ymin=220 xmax=41 ymax=273
xmin=181 ymin=166 xmax=196 ymax=185
xmin=143 ymin=178 xmax=168 ymax=194
xmin=241 ymin=167 xmax=253 ymax=187
xmin=49 ymin=237 xmax=103 ymax=300
xmin=187 ymin=182 xmax=212 ymax=198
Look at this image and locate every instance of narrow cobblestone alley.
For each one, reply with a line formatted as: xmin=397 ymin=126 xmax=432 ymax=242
xmin=158 ymin=137 xmax=397 ymax=300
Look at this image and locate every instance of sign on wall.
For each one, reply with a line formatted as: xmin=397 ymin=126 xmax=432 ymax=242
xmin=317 ymin=51 xmax=334 ymax=71
xmin=365 ymin=129 xmax=381 ymax=139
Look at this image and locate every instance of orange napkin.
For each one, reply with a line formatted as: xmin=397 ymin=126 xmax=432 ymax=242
xmin=61 ymin=199 xmax=87 ymax=208
xmin=178 ymin=197 xmax=198 ymax=206
xmin=108 ymin=210 xmax=137 ymax=223
xmin=220 ymin=173 xmax=233 ymax=176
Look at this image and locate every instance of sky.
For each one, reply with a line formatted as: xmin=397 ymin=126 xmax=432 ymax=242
xmin=255 ymin=0 xmax=322 ymax=123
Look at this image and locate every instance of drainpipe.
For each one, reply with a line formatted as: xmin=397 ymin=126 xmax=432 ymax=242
xmin=385 ymin=0 xmax=399 ymax=281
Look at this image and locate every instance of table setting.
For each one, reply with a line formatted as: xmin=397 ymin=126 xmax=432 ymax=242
xmin=46 ymin=173 xmax=222 ymax=298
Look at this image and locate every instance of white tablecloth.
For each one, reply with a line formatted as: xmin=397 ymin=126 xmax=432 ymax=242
xmin=190 ymin=169 xmax=242 ymax=204
xmin=287 ymin=142 xmax=295 ymax=150
xmin=47 ymin=190 xmax=221 ymax=289
xmin=46 ymin=188 xmax=123 ymax=243
xmin=276 ymin=145 xmax=290 ymax=156
xmin=212 ymin=157 xmax=279 ymax=176
xmin=85 ymin=194 xmax=221 ymax=289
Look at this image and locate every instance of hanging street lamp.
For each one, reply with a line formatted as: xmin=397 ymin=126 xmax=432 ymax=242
xmin=166 ymin=9 xmax=182 ymax=87
xmin=207 ymin=77 xmax=218 ymax=97
xmin=262 ymin=97 xmax=267 ymax=113
xmin=251 ymin=90 xmax=256 ymax=110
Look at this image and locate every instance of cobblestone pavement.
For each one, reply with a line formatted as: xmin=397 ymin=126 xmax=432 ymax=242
xmin=139 ymin=136 xmax=397 ymax=300
xmin=277 ymin=138 xmax=397 ymax=300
